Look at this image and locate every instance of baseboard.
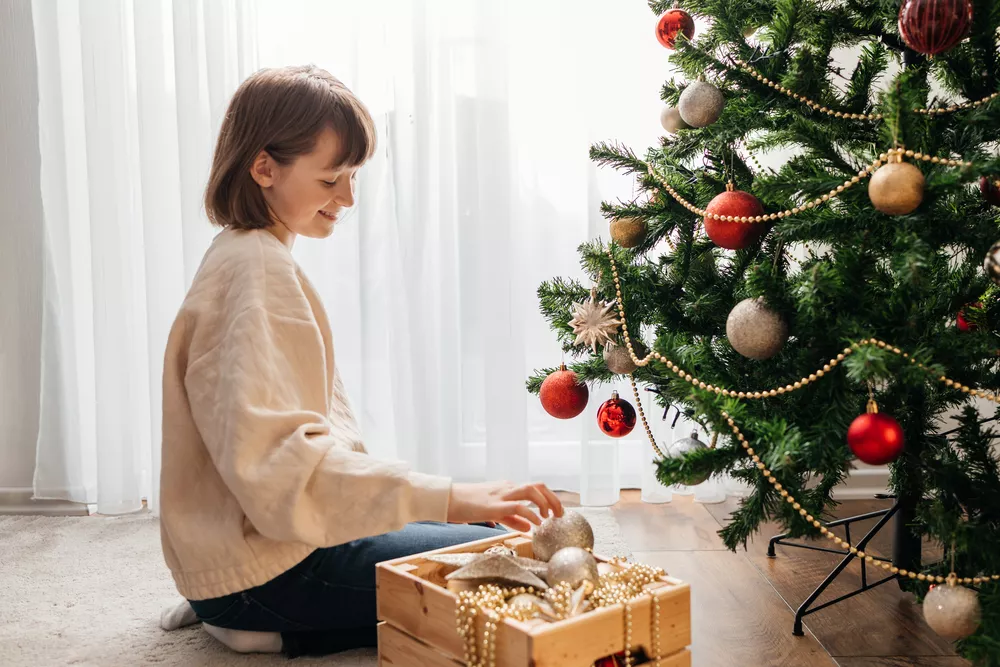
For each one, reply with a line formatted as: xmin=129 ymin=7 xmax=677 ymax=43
xmin=830 ymin=466 xmax=891 ymax=500
xmin=453 ymin=441 xmax=892 ymax=500
xmin=0 ymin=487 xmax=89 ymax=516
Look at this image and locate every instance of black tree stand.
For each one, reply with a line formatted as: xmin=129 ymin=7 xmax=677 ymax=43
xmin=767 ymin=493 xmax=922 ymax=636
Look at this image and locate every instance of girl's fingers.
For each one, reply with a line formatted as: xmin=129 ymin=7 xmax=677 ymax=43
xmin=503 ymin=484 xmax=553 ymax=519
xmin=498 ymin=501 xmax=542 ymax=526
xmin=537 ymin=484 xmax=564 ymax=518
xmin=499 ymin=515 xmax=533 ymax=532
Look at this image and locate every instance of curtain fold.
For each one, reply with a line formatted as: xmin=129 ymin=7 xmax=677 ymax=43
xmin=32 ymin=0 xmax=260 ymax=513
xmin=32 ymin=0 xmax=691 ymax=514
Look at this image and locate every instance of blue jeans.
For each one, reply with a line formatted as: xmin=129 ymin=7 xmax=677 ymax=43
xmin=188 ymin=522 xmax=507 ymax=657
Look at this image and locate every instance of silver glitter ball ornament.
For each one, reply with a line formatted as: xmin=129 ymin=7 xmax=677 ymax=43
xmin=677 ymin=81 xmax=725 ymax=128
xmin=984 ymin=240 xmax=1000 ymax=286
xmin=546 ymin=547 xmax=599 ymax=588
xmin=726 ymin=297 xmax=788 ymax=360
xmin=660 ymin=106 xmax=689 ymax=134
xmin=531 ymin=510 xmax=595 ymax=562
xmin=923 ymin=583 xmax=981 ymax=641
xmin=665 ymin=430 xmax=709 ymax=485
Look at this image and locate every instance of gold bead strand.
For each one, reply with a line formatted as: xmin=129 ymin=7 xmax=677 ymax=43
xmin=623 ymin=599 xmax=634 ymax=667
xmin=606 ymin=243 xmax=1000 ymax=405
xmin=721 ymin=410 xmax=998 ymax=585
xmin=731 ymin=57 xmax=883 ymax=121
xmin=647 ymin=151 xmax=887 ymax=225
xmin=629 ymin=374 xmax=668 ymax=459
xmin=651 ymin=591 xmax=662 ymax=666
xmin=731 ymin=58 xmax=999 ymax=120
xmin=604 ymin=249 xmax=656 ymax=369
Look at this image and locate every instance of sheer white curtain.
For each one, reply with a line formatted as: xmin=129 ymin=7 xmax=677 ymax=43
xmin=31 ymin=0 xmax=685 ymax=514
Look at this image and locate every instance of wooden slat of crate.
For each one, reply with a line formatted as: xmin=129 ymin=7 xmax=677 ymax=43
xmin=377 ymin=531 xmax=691 ymax=667
xmin=378 ymin=622 xmax=463 ymax=667
xmin=377 ymin=534 xmax=536 ymax=664
xmin=379 ymin=621 xmax=692 ymax=667
xmin=528 ymin=580 xmax=690 ymax=666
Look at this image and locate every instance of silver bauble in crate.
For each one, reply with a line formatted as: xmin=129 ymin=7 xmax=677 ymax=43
xmin=677 ymin=81 xmax=725 ymax=128
xmin=726 ymin=297 xmax=789 ymax=360
xmin=660 ymin=106 xmax=689 ymax=134
xmin=665 ymin=430 xmax=709 ymax=485
xmin=546 ymin=547 xmax=599 ymax=588
xmin=532 ymin=510 xmax=595 ymax=562
xmin=923 ymin=583 xmax=981 ymax=641
xmin=984 ymin=240 xmax=1000 ymax=286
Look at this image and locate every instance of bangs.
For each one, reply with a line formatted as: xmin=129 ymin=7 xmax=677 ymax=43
xmin=205 ymin=65 xmax=377 ymax=230
xmin=325 ymin=92 xmax=377 ymax=169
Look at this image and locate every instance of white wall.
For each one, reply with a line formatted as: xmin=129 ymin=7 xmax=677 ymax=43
xmin=0 ymin=0 xmax=44 ymax=498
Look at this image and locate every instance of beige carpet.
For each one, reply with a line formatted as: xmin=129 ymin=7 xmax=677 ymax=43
xmin=0 ymin=507 xmax=631 ymax=666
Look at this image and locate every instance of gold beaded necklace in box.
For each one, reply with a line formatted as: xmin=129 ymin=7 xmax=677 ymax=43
xmin=455 ymin=559 xmax=669 ymax=667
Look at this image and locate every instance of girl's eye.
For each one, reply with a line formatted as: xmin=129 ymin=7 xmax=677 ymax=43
xmin=322 ymin=180 xmax=336 ymax=187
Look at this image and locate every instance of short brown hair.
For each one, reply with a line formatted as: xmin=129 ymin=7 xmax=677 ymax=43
xmin=205 ymin=65 xmax=377 ymax=229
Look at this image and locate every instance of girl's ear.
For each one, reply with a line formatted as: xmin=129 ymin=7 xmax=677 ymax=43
xmin=249 ymin=150 xmax=276 ymax=187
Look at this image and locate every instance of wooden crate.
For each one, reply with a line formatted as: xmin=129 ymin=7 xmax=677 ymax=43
xmin=376 ymin=531 xmax=691 ymax=667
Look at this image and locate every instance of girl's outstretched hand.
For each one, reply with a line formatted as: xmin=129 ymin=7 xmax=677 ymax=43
xmin=447 ymin=481 xmax=564 ymax=533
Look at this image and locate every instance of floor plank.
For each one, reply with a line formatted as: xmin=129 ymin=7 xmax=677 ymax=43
xmin=557 ymin=490 xmax=968 ymax=664
xmin=835 ymin=658 xmax=970 ymax=667
xmin=636 ymin=550 xmax=837 ymax=667
xmin=699 ymin=497 xmax=962 ymax=660
xmin=611 ymin=492 xmax=728 ymax=551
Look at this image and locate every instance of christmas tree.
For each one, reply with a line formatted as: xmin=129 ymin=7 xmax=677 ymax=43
xmin=529 ymin=0 xmax=1000 ymax=660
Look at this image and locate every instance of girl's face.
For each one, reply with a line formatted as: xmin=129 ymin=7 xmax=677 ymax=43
xmin=250 ymin=127 xmax=358 ymax=242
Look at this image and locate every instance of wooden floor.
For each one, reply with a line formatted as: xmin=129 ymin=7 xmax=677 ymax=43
xmin=559 ymin=490 xmax=969 ymax=667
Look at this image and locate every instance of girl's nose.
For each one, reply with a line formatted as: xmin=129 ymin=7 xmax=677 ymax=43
xmin=335 ymin=179 xmax=355 ymax=208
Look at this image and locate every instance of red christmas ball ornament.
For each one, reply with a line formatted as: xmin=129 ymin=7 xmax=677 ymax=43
xmin=594 ymin=652 xmax=631 ymax=667
xmin=655 ymin=7 xmax=695 ymax=49
xmin=957 ymin=303 xmax=982 ymax=332
xmin=703 ymin=185 xmax=768 ymax=250
xmin=980 ymin=177 xmax=1000 ymax=206
xmin=596 ymin=392 xmax=637 ymax=438
xmin=539 ymin=364 xmax=589 ymax=419
xmin=847 ymin=401 xmax=905 ymax=465
xmin=898 ymin=0 xmax=972 ymax=56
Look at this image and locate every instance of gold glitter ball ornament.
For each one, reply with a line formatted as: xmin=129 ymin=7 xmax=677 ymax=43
xmin=546 ymin=546 xmax=600 ymax=588
xmin=868 ymin=159 xmax=924 ymax=215
xmin=923 ymin=582 xmax=981 ymax=641
xmin=726 ymin=297 xmax=789 ymax=360
xmin=532 ymin=510 xmax=595 ymax=562
xmin=610 ymin=217 xmax=648 ymax=248
xmin=603 ymin=340 xmax=648 ymax=375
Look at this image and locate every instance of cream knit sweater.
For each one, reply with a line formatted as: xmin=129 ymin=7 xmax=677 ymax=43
xmin=160 ymin=228 xmax=452 ymax=601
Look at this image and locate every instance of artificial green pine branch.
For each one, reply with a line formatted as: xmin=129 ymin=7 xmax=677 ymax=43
xmin=531 ymin=3 xmax=1000 ymax=658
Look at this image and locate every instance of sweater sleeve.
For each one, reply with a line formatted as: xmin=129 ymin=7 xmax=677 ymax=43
xmin=184 ymin=304 xmax=451 ymax=547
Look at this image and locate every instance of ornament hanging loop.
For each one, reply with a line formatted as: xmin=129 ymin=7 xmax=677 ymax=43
xmin=949 ymin=538 xmax=957 ymax=581
xmin=726 ymin=180 xmax=735 ymax=192
xmin=866 ymin=382 xmax=878 ymax=413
